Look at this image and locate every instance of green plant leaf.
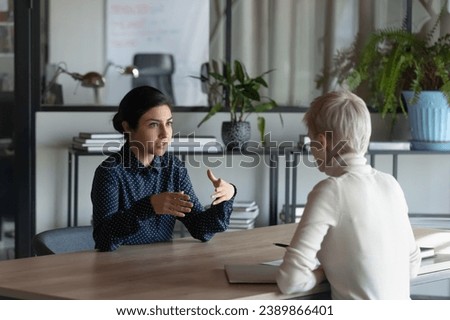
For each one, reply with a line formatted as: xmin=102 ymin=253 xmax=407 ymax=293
xmin=193 ymin=59 xmax=281 ymax=131
xmin=253 ymin=101 xmax=275 ymax=113
xmin=257 ymin=116 xmax=266 ymax=144
xmin=234 ymin=60 xmax=245 ymax=83
xmin=197 ymin=102 xmax=223 ymax=127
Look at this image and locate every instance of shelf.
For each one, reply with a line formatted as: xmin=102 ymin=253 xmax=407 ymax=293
xmin=283 ymin=150 xmax=450 ymax=224
xmin=38 ymin=105 xmax=308 ymax=112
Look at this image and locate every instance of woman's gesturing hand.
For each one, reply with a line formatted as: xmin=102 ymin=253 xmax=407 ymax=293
xmin=207 ymin=169 xmax=234 ymax=205
xmin=150 ymin=191 xmax=193 ymax=217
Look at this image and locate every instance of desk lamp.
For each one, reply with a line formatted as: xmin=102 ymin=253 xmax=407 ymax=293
xmin=42 ymin=65 xmax=105 ymax=104
xmin=43 ymin=63 xmax=139 ymax=105
xmin=67 ymin=70 xmax=105 ymax=104
xmin=103 ymin=62 xmax=139 ymax=78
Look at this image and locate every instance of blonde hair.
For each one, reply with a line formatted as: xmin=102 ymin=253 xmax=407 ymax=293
xmin=303 ymin=90 xmax=371 ymax=155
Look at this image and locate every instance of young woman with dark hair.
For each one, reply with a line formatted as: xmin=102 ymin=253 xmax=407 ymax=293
xmin=91 ymin=86 xmax=236 ymax=251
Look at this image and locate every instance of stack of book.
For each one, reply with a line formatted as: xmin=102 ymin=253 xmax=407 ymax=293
xmin=168 ymin=135 xmax=222 ymax=153
xmin=72 ymin=132 xmax=124 ymax=153
xmin=228 ymin=200 xmax=260 ymax=231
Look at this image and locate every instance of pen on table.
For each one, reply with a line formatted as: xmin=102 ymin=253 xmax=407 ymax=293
xmin=274 ymin=242 xmax=289 ymax=248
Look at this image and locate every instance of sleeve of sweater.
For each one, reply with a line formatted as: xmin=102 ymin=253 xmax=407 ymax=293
xmin=176 ymin=162 xmax=235 ymax=241
xmin=409 ymin=235 xmax=421 ymax=278
xmin=276 ymin=178 xmax=338 ymax=294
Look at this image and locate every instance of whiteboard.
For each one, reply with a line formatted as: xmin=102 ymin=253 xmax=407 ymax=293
xmin=105 ymin=0 xmax=209 ymax=106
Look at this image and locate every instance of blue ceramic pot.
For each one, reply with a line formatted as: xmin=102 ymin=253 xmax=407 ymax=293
xmin=403 ymin=91 xmax=450 ymax=151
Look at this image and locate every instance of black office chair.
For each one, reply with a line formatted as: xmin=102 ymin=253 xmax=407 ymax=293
xmin=132 ymin=53 xmax=176 ymax=103
xmin=32 ymin=226 xmax=95 ymax=256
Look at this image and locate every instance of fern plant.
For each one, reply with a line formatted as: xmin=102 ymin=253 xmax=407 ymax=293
xmin=317 ymin=11 xmax=450 ymax=122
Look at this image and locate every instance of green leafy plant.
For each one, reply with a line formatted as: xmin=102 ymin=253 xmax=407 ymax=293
xmin=196 ymin=60 xmax=282 ymax=144
xmin=317 ymin=6 xmax=450 ymax=123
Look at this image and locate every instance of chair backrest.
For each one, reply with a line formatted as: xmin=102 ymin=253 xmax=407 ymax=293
xmin=132 ymin=53 xmax=176 ymax=103
xmin=32 ymin=226 xmax=95 ymax=256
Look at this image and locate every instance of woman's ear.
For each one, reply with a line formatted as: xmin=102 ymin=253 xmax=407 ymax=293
xmin=309 ymin=133 xmax=327 ymax=153
xmin=122 ymin=121 xmax=131 ymax=133
xmin=316 ymin=133 xmax=327 ymax=150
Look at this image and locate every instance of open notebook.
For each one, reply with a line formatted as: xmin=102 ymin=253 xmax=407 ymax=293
xmin=225 ymin=264 xmax=279 ymax=284
xmin=225 ymin=259 xmax=284 ymax=284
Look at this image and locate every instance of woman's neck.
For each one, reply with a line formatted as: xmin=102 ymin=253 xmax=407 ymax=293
xmin=129 ymin=143 xmax=154 ymax=167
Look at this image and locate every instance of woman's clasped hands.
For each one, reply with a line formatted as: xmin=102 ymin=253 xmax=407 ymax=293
xmin=150 ymin=169 xmax=234 ymax=217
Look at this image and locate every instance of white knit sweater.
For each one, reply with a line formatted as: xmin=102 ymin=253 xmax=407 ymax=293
xmin=276 ymin=153 xmax=421 ymax=299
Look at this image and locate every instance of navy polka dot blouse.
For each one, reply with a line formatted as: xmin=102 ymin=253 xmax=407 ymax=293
xmin=91 ymin=144 xmax=236 ymax=251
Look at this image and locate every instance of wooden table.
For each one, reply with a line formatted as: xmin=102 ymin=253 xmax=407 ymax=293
xmin=0 ymin=224 xmax=314 ymax=300
xmin=0 ymin=224 xmax=448 ymax=300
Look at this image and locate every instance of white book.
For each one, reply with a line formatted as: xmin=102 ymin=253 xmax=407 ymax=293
xmin=229 ymin=218 xmax=255 ymax=225
xmin=420 ymin=247 xmax=435 ymax=259
xmin=234 ymin=200 xmax=256 ymax=207
xmin=233 ymin=201 xmax=257 ymax=211
xmin=228 ymin=221 xmax=255 ymax=230
xmin=231 ymin=209 xmax=259 ymax=220
xmin=418 ymin=254 xmax=450 ymax=274
xmin=73 ymin=137 xmax=124 ymax=145
xmin=233 ymin=204 xmax=259 ymax=212
xmin=369 ymin=141 xmax=411 ymax=151
xmin=72 ymin=144 xmax=122 ymax=153
xmin=79 ymin=132 xmax=124 ymax=139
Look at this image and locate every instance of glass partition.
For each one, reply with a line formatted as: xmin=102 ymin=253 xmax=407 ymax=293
xmin=41 ymin=0 xmax=411 ymax=108
xmin=42 ymin=0 xmax=215 ymax=107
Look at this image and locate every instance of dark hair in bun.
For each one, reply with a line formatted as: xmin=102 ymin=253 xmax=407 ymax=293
xmin=112 ymin=86 xmax=173 ymax=134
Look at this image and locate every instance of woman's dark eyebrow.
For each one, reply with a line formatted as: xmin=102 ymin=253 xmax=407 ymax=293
xmin=145 ymin=117 xmax=173 ymax=123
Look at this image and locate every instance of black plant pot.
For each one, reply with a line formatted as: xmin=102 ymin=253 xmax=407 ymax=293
xmin=221 ymin=121 xmax=251 ymax=150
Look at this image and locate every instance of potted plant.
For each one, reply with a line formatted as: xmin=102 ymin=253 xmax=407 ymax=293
xmin=317 ymin=12 xmax=450 ymax=151
xmin=197 ymin=60 xmax=281 ymax=149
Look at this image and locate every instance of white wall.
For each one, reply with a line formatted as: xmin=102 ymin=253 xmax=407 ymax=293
xmin=48 ymin=0 xmax=105 ymax=105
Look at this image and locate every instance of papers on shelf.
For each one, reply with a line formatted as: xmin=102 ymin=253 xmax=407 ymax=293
xmin=418 ymin=254 xmax=450 ymax=274
xmin=420 ymin=247 xmax=435 ymax=259
xmin=72 ymin=132 xmax=124 ymax=153
xmin=413 ymin=227 xmax=450 ymax=254
xmin=233 ymin=200 xmax=257 ymax=211
xmin=227 ymin=201 xmax=260 ymax=231
xmin=72 ymin=145 xmax=122 ymax=152
xmin=368 ymin=141 xmax=411 ymax=151
xmin=78 ymin=132 xmax=124 ymax=139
